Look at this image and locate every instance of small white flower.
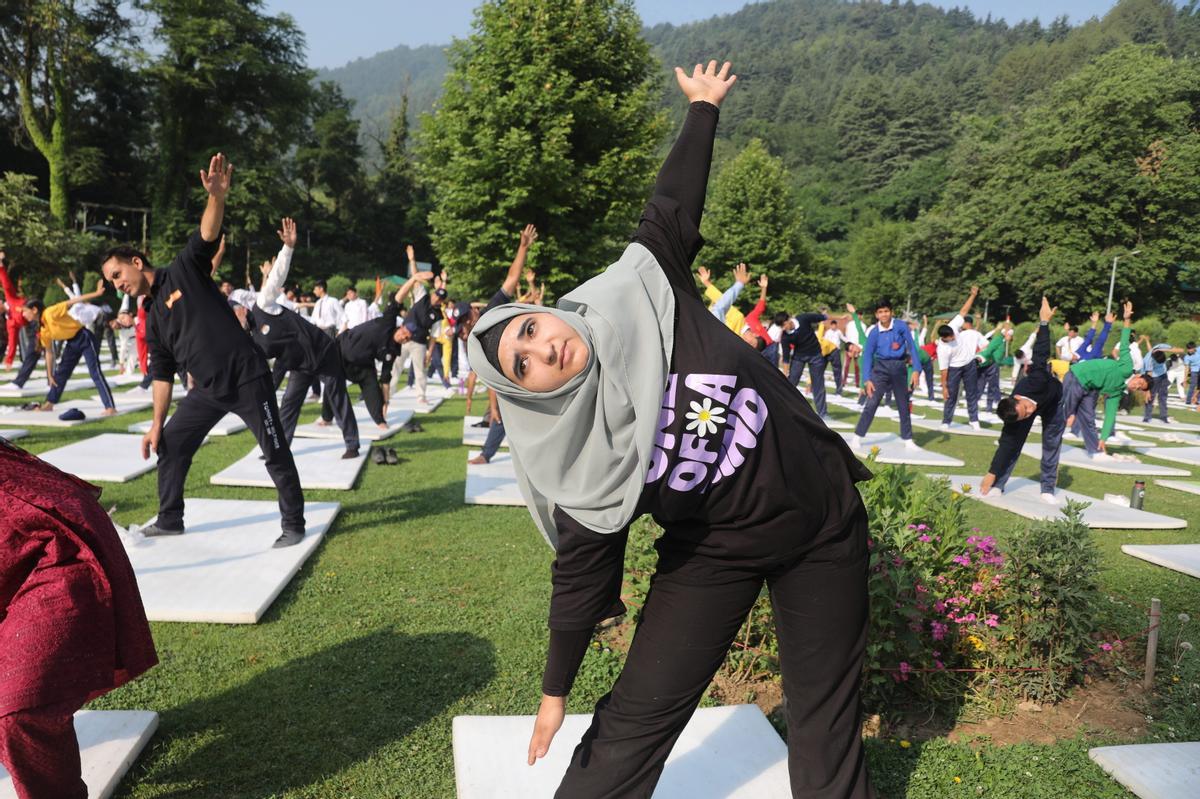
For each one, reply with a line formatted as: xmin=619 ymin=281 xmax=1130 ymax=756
xmin=1181 ymin=641 xmax=1194 ymax=652
xmin=684 ymin=397 xmax=726 ymax=438
xmin=1179 ymin=613 xmax=1191 ymax=623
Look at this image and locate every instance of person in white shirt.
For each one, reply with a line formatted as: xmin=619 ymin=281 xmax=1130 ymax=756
xmin=340 ymin=287 xmax=370 ymax=332
xmin=1055 ymin=324 xmax=1084 ymax=362
xmin=310 ymin=281 xmax=344 ymax=337
xmin=936 ymin=285 xmax=984 ymax=429
xmin=821 ymin=317 xmax=846 ymax=395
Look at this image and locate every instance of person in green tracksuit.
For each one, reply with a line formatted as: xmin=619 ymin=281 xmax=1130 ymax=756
xmin=1061 ymin=301 xmax=1150 ymax=457
xmin=975 ymin=322 xmax=1010 ymax=413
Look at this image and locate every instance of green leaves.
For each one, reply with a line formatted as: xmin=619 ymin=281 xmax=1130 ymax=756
xmin=417 ymin=0 xmax=664 ymax=300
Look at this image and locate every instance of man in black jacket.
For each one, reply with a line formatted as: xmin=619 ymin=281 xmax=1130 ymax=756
xmin=101 ymin=154 xmax=306 ymax=547
xmin=980 ymin=296 xmax=1064 ymax=504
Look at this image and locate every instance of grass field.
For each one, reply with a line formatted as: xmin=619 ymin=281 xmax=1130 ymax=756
xmin=3 ymin=375 xmax=1198 ymax=798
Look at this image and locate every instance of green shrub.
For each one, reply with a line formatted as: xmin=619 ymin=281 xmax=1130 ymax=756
xmin=354 ymin=278 xmax=378 ymax=300
xmin=1166 ymin=319 xmax=1200 ymax=348
xmin=325 ymin=273 xmax=352 ymax=299
xmin=989 ymin=502 xmax=1101 ymax=703
xmin=1131 ymin=315 xmax=1165 ymax=344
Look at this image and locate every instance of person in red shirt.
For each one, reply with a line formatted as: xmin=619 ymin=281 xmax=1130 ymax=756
xmin=0 ymin=251 xmax=29 ymax=370
xmin=740 ymin=273 xmax=774 ymax=356
xmin=0 ymin=439 xmax=157 ymax=798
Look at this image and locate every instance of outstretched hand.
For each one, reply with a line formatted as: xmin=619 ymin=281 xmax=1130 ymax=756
xmin=277 ymin=217 xmax=297 ymax=249
xmin=697 ymin=265 xmax=711 ymax=286
xmin=200 ymin=153 xmax=233 ymax=199
xmin=519 ymin=224 xmax=538 ymax=249
xmin=1039 ymin=296 xmax=1056 ymax=323
xmin=758 ymin=273 xmax=768 ymax=289
xmin=845 ymin=303 xmax=856 ymax=315
xmin=527 ymin=695 xmax=565 ymax=766
xmin=1105 ymin=310 xmax=1116 ymax=324
xmin=1123 ymin=300 xmax=1134 ymax=321
xmin=673 ymin=60 xmax=738 ymax=108
xmin=733 ymin=262 xmax=749 ymax=285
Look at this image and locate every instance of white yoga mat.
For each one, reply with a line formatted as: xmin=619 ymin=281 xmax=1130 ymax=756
xmin=1128 ymin=428 xmax=1200 ymax=445
xmin=37 ymin=433 xmax=170 ymax=483
xmin=464 ymin=451 xmax=524 ymax=506
xmin=463 ymin=416 xmax=508 ymax=448
xmin=1121 ymin=417 xmax=1200 ymax=433
xmin=1089 ymin=741 xmax=1200 ymax=799
xmin=211 ymin=438 xmax=367 ymax=491
xmin=291 ymin=405 xmax=414 ymax=442
xmin=389 ymin=392 xmax=444 ymax=414
xmin=912 ymin=418 xmax=1000 ymax=438
xmin=1156 ymin=479 xmax=1200 ymax=497
xmin=0 ymin=429 xmax=26 ymax=441
xmin=453 ymin=704 xmax=789 ymax=799
xmin=0 ymin=397 xmax=151 ymax=428
xmin=1121 ymin=545 xmax=1200 ymax=580
xmin=0 ymin=376 xmax=96 ymax=397
xmin=1136 ymin=445 xmax=1200 ymax=467
xmin=0 ymin=710 xmax=158 ymax=799
xmin=839 ymin=432 xmax=965 ymax=467
xmin=128 ymin=498 xmax=340 ymax=623
xmin=1021 ymin=443 xmax=1190 ymax=476
xmin=128 ymin=412 xmax=247 ymax=436
xmin=821 ymin=416 xmax=853 ymax=430
xmin=937 ymin=475 xmax=1186 ymax=530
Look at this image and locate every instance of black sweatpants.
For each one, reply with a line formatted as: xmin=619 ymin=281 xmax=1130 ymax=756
xmin=280 ymin=349 xmax=359 ymax=449
xmin=156 ymin=375 xmax=305 ymax=534
xmin=557 ymin=505 xmax=872 ymax=799
xmin=326 ymin=360 xmax=386 ymax=426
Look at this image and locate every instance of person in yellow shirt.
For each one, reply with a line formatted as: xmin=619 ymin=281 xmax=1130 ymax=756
xmin=20 ymin=280 xmax=116 ymax=415
xmin=698 ymin=264 xmax=746 ymax=332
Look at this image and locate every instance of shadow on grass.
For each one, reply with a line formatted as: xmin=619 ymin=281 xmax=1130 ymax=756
xmin=137 ymin=630 xmax=494 ymax=796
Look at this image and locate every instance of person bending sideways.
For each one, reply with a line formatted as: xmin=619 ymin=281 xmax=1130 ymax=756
xmin=1061 ymin=301 xmax=1149 ymax=459
xmin=16 ymin=282 xmax=118 ymax=415
xmin=333 ymin=272 xmax=434 ymax=427
xmin=469 ymin=60 xmax=874 ymax=799
xmin=241 ymin=217 xmax=361 ymax=458
xmin=0 ymin=438 xmax=157 ymax=799
xmin=102 ymin=154 xmax=307 ymax=548
xmin=936 ymin=285 xmax=984 ymax=431
xmin=980 ymin=297 xmax=1065 ymax=504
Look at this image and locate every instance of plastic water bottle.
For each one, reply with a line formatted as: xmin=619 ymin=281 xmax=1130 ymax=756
xmin=1131 ymin=480 xmax=1145 ymax=510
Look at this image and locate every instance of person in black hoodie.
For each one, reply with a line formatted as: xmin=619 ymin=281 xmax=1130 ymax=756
xmin=980 ymin=296 xmax=1065 ymax=504
xmin=101 ymin=154 xmax=306 ymax=548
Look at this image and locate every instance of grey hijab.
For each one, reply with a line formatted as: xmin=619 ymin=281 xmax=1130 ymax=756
xmin=467 ymin=243 xmax=675 ymax=549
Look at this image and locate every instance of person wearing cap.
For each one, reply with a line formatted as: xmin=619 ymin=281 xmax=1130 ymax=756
xmin=399 ymin=265 xmax=446 ymax=404
xmin=101 ymin=154 xmax=307 ymax=547
xmin=19 ymin=281 xmax=118 ymax=416
xmin=468 ymin=61 xmax=873 ymax=798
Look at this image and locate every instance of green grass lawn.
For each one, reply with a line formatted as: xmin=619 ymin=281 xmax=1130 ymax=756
xmin=4 ymin=377 xmax=1198 ymax=798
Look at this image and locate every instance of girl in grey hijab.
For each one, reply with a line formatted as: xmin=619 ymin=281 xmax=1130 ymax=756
xmin=470 ymin=61 xmax=874 ymax=799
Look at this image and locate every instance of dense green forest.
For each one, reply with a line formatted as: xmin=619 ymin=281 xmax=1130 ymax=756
xmin=3 ymin=0 xmax=1200 ymax=320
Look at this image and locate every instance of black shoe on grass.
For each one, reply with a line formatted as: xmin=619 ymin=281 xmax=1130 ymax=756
xmin=386 ymin=448 xmax=399 ymax=465
xmin=372 ymin=448 xmax=387 ymax=465
xmin=272 ymin=529 xmax=305 ymax=548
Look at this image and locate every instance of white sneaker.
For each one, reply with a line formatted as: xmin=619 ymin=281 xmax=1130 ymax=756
xmin=1090 ymin=451 xmax=1115 ymax=462
xmin=970 ymin=421 xmax=982 ymax=431
xmin=850 ymin=435 xmax=863 ymax=450
xmin=1040 ymin=492 xmax=1058 ymax=505
xmin=939 ymin=422 xmax=951 ymax=431
xmin=904 ymin=439 xmax=919 ymax=451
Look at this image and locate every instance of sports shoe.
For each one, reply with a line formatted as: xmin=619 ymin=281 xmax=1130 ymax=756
xmin=139 ymin=521 xmax=184 ymax=537
xmin=342 ymin=447 xmax=360 ymax=460
xmin=939 ymin=422 xmax=951 ymax=431
xmin=372 ymin=448 xmax=387 ymax=465
xmin=969 ymin=421 xmax=982 ymax=431
xmin=272 ymin=529 xmax=305 ymax=548
xmin=386 ymin=448 xmax=399 ymax=465
xmin=1040 ymin=492 xmax=1058 ymax=505
xmin=849 ymin=434 xmax=863 ymax=450
xmin=904 ymin=439 xmax=919 ymax=451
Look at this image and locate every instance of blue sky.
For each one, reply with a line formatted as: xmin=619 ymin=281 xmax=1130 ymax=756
xmin=266 ymin=0 xmax=1122 ymax=69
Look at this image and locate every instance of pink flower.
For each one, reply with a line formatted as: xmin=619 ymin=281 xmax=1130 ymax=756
xmin=917 ymin=524 xmax=929 ymax=531
xmin=934 ymin=659 xmax=945 ymax=670
xmin=933 ymin=600 xmax=947 ymax=613
xmin=985 ymin=615 xmax=999 ymax=628
xmin=971 ymin=582 xmax=984 ymax=595
xmin=931 ymin=621 xmax=948 ymax=641
xmin=915 ymin=584 xmax=929 ymax=594
xmin=1100 ymin=642 xmax=1114 ymax=652
xmin=918 ymin=534 xmax=932 ymax=543
xmin=952 ymin=554 xmax=972 ymax=567
xmin=899 ymin=661 xmax=912 ymax=675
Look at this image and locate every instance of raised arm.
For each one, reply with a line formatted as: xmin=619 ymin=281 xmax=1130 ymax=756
xmin=199 ymin=154 xmax=232 ymax=243
xmin=64 ymin=279 xmax=107 ymax=307
xmin=394 ymin=271 xmax=434 ymax=307
xmin=711 ymin=263 xmax=748 ymax=321
xmin=957 ymin=285 xmax=980 ymax=320
xmin=500 ymin=225 xmax=538 ymax=298
xmin=257 ymin=218 xmax=297 ymax=313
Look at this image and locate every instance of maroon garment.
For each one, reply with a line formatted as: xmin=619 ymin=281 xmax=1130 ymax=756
xmin=0 ymin=441 xmax=157 ymax=717
xmin=0 ymin=701 xmax=87 ymax=799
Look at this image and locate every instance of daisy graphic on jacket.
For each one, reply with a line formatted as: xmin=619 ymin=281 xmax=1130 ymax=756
xmin=685 ymin=397 xmax=725 ymax=436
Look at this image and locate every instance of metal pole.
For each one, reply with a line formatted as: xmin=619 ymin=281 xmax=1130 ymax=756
xmin=1143 ymin=597 xmax=1161 ymax=691
xmin=1106 ymin=256 xmax=1119 ymax=317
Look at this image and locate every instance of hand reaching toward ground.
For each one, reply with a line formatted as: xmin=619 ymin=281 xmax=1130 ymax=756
xmin=674 ymin=60 xmax=738 ymax=108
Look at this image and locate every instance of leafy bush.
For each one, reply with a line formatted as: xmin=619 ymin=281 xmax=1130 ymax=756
xmin=325 ymin=273 xmax=352 ymax=299
xmin=354 ymin=277 xmax=378 ymax=299
xmin=1166 ymin=320 xmax=1200 ymax=348
xmin=1131 ymin=315 xmax=1165 ymax=345
xmin=989 ymin=502 xmax=1102 ymax=703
